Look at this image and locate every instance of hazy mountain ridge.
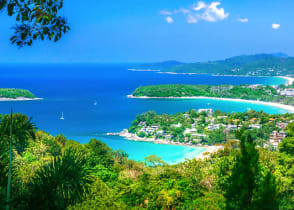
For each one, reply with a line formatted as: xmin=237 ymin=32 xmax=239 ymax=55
xmin=135 ymin=53 xmax=294 ymax=76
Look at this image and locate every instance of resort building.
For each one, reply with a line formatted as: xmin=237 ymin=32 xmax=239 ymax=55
xmin=249 ymin=124 xmax=261 ymax=129
xmin=269 ymin=131 xmax=287 ymax=149
xmin=198 ymin=109 xmax=213 ymax=116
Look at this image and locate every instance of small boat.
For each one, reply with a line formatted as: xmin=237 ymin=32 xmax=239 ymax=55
xmin=94 ymin=101 xmax=97 ymax=106
xmin=60 ymin=112 xmax=64 ymax=120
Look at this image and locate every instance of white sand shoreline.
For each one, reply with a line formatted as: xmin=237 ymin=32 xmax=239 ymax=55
xmin=0 ymin=97 xmax=43 ymax=102
xmin=128 ymin=69 xmax=160 ymax=72
xmin=107 ymin=130 xmax=223 ymax=159
xmin=278 ymin=76 xmax=294 ymax=85
xmin=127 ymin=95 xmax=294 ymax=113
xmin=131 ymin=69 xmax=292 ymax=85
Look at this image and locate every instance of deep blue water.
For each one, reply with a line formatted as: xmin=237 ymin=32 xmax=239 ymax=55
xmin=0 ymin=64 xmax=288 ymax=163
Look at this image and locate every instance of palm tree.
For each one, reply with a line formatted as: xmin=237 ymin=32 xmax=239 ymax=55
xmin=0 ymin=111 xmax=36 ymax=209
xmin=26 ymin=151 xmax=94 ymax=209
xmin=0 ymin=112 xmax=36 ymax=153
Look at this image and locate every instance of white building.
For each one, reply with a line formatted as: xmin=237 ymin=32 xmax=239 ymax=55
xmin=198 ymin=109 xmax=213 ymax=116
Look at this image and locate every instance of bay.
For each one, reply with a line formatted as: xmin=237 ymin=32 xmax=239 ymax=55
xmin=0 ymin=64 xmax=288 ymax=163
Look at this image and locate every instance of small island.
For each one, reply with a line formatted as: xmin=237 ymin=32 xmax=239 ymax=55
xmin=0 ymin=88 xmax=41 ymax=101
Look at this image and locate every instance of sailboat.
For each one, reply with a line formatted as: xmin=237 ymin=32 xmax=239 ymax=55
xmin=60 ymin=112 xmax=64 ymax=120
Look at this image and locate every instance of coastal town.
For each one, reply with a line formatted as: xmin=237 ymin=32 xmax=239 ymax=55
xmin=108 ymin=109 xmax=293 ymax=150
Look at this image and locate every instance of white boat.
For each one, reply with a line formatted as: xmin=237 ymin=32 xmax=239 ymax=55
xmin=60 ymin=112 xmax=64 ymax=120
xmin=94 ymin=101 xmax=97 ymax=106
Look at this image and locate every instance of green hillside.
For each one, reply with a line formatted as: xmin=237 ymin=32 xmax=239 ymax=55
xmin=135 ymin=53 xmax=294 ymax=76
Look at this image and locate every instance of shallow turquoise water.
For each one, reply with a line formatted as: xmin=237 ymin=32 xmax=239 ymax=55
xmin=79 ymin=135 xmax=206 ymax=164
xmin=0 ymin=64 xmax=289 ymax=163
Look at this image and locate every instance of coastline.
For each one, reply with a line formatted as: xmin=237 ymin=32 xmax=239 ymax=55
xmin=131 ymin=69 xmax=292 ymax=86
xmin=107 ymin=130 xmax=223 ymax=160
xmin=128 ymin=69 xmax=160 ymax=72
xmin=160 ymin=73 xmax=293 ymax=86
xmin=0 ymin=97 xmax=43 ymax=102
xmin=278 ymin=76 xmax=294 ymax=85
xmin=127 ymin=95 xmax=294 ymax=113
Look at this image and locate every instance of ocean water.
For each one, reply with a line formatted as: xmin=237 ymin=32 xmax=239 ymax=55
xmin=0 ymin=64 xmax=288 ymax=163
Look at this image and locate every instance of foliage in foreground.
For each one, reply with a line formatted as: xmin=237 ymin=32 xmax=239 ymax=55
xmin=0 ymin=113 xmax=294 ymax=209
xmin=0 ymin=0 xmax=70 ymax=47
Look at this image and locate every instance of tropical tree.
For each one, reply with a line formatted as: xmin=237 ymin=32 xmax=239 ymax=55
xmin=279 ymin=122 xmax=294 ymax=155
xmin=0 ymin=113 xmax=36 ymax=153
xmin=225 ymin=132 xmax=259 ymax=209
xmin=0 ymin=112 xmax=36 ymax=209
xmin=279 ymin=137 xmax=294 ymax=156
xmin=254 ymin=169 xmax=279 ymax=209
xmin=0 ymin=0 xmax=70 ymax=47
xmin=144 ymin=155 xmax=165 ymax=168
xmin=85 ymin=139 xmax=114 ymax=168
xmin=25 ymin=151 xmax=94 ymax=209
xmin=67 ymin=179 xmax=127 ymax=209
xmin=285 ymin=122 xmax=294 ymax=137
xmin=225 ymin=130 xmax=279 ymax=209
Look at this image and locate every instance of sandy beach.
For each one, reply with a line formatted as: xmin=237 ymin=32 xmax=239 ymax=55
xmin=127 ymin=95 xmax=294 ymax=113
xmin=128 ymin=69 xmax=160 ymax=72
xmin=0 ymin=97 xmax=43 ymax=102
xmin=107 ymin=129 xmax=223 ymax=159
xmin=278 ymin=76 xmax=294 ymax=85
xmin=196 ymin=145 xmax=224 ymax=160
xmin=156 ymin=71 xmax=294 ymax=86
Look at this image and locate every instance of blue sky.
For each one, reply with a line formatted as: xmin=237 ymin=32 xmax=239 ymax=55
xmin=0 ymin=0 xmax=294 ymax=63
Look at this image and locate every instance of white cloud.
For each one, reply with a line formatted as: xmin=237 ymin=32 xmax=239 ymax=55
xmin=176 ymin=8 xmax=190 ymax=14
xmin=160 ymin=10 xmax=172 ymax=15
xmin=160 ymin=1 xmax=229 ymax=24
xmin=237 ymin=18 xmax=248 ymax=23
xmin=272 ymin=23 xmax=280 ymax=30
xmin=187 ymin=14 xmax=198 ymax=23
xmin=199 ymin=2 xmax=229 ymax=22
xmin=193 ymin=1 xmax=206 ymax=11
xmin=165 ymin=16 xmax=174 ymax=24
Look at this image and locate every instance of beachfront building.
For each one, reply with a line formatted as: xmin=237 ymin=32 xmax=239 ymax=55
xmin=139 ymin=121 xmax=146 ymax=126
xmin=198 ymin=109 xmax=213 ymax=116
xmin=184 ymin=128 xmax=191 ymax=135
xmin=207 ymin=123 xmax=225 ymax=131
xmin=278 ymin=121 xmax=289 ymax=130
xmin=248 ymin=84 xmax=262 ymax=89
xmin=172 ymin=123 xmax=182 ymax=128
xmin=226 ymin=124 xmax=238 ymax=130
xmin=269 ymin=130 xmax=287 ymax=149
xmin=280 ymin=88 xmax=294 ymax=97
xmin=249 ymin=124 xmax=261 ymax=129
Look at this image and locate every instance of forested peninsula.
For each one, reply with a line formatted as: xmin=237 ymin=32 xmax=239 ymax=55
xmin=130 ymin=84 xmax=294 ymax=106
xmin=133 ymin=53 xmax=294 ymax=76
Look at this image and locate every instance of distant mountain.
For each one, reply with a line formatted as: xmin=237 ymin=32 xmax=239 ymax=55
xmin=271 ymin=52 xmax=289 ymax=58
xmin=134 ymin=53 xmax=294 ymax=76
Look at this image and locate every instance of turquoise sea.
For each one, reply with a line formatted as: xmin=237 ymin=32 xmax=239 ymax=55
xmin=0 ymin=64 xmax=289 ymax=164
